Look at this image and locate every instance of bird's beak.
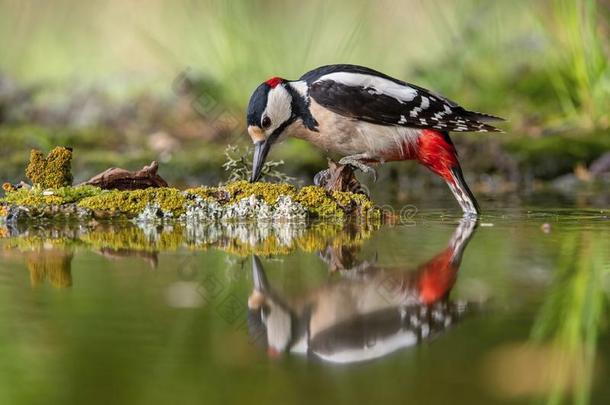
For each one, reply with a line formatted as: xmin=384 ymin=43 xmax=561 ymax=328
xmin=251 ymin=255 xmax=270 ymax=293
xmin=250 ymin=140 xmax=271 ymax=182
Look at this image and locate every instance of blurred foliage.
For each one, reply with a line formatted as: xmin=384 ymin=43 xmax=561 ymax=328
xmin=0 ymin=0 xmax=608 ymax=193
xmin=486 ymin=228 xmax=610 ymax=404
xmin=528 ymin=230 xmax=608 ymax=404
xmin=538 ymin=0 xmax=610 ymax=128
xmin=0 ymin=0 xmax=607 ymax=126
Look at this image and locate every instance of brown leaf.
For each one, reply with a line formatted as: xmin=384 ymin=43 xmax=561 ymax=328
xmin=81 ymin=161 xmax=168 ymax=190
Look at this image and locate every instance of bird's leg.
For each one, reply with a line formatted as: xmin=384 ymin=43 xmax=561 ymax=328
xmin=338 ymin=154 xmax=378 ymax=182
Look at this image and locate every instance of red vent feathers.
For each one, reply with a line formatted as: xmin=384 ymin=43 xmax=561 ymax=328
xmin=417 ymin=129 xmax=458 ymax=183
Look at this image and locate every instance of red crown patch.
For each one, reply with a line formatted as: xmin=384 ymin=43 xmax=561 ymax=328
xmin=265 ymin=77 xmax=283 ymax=88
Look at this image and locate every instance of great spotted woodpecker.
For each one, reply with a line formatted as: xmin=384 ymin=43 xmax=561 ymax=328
xmin=246 ymin=64 xmax=504 ymax=216
xmin=247 ymin=219 xmax=477 ymax=362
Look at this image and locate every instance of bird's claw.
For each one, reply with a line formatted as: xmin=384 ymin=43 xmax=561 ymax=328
xmin=313 ymin=169 xmax=331 ymax=187
xmin=338 ymin=157 xmax=377 ymax=182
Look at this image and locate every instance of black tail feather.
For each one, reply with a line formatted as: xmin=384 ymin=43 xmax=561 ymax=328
xmin=462 ymin=109 xmax=505 ymax=122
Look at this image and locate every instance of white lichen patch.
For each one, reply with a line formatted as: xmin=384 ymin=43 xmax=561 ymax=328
xmin=134 ymin=203 xmax=173 ymax=223
xmin=139 ymin=194 xmax=309 ymax=226
xmin=272 ymin=195 xmax=307 ymax=222
xmin=184 ymin=197 xmax=224 ymax=224
xmin=221 ymin=195 xmax=273 ymax=221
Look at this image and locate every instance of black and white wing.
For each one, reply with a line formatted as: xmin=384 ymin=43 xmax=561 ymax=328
xmin=303 ymin=65 xmax=503 ymax=132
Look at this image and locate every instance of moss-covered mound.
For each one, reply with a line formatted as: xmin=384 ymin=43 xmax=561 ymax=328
xmin=0 ymin=181 xmax=379 ymax=223
xmin=25 ymin=147 xmax=74 ymax=189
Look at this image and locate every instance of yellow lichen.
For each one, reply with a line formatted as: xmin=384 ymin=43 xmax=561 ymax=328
xmin=331 ymin=190 xmax=378 ymax=217
xmin=25 ymin=147 xmax=73 ymax=189
xmin=152 ymin=188 xmax=189 ymax=216
xmin=25 ymin=150 xmax=45 ymax=186
xmin=2 ymin=183 xmax=15 ymax=193
xmin=78 ymin=188 xmax=188 ymax=217
xmin=222 ymin=180 xmax=298 ymax=204
xmin=295 ymin=186 xmax=344 ymax=219
xmin=184 ymin=186 xmax=218 ymax=201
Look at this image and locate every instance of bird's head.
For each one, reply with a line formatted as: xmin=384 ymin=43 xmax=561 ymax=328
xmin=248 ymin=255 xmax=295 ymax=356
xmin=246 ymin=76 xmax=301 ymax=182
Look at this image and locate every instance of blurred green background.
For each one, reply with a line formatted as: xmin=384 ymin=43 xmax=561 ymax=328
xmin=0 ymin=0 xmax=608 ymax=199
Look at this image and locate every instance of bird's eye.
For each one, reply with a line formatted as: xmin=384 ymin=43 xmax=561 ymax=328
xmin=261 ymin=116 xmax=272 ymax=129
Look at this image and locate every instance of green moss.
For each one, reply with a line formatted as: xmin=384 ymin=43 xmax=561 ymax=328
xmin=25 ymin=147 xmax=73 ymax=189
xmin=52 ymin=185 xmax=102 ymax=202
xmin=78 ymin=188 xmax=188 ymax=217
xmin=2 ymin=189 xmax=64 ymax=206
xmin=1 ymin=185 xmax=101 ymax=206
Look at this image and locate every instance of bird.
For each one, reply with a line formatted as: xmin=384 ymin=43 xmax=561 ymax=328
xmin=246 ymin=64 xmax=504 ymax=216
xmin=247 ymin=219 xmax=477 ymax=362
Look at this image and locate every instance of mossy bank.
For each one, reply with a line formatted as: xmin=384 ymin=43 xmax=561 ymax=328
xmin=0 ymin=181 xmax=379 ymax=224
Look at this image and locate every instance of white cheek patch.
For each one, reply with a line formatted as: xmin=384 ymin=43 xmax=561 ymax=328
xmin=315 ymin=72 xmax=418 ymax=103
xmin=264 ymin=85 xmax=292 ymax=135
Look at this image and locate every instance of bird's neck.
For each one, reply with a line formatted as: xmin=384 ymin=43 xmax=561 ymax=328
xmin=287 ymin=80 xmax=318 ymax=132
xmin=288 ymin=80 xmax=308 ymax=99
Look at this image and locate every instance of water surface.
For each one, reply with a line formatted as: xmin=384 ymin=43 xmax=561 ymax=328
xmin=0 ymin=207 xmax=608 ymax=405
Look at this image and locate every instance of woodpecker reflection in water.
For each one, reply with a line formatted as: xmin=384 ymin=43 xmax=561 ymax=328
xmin=247 ymin=219 xmax=477 ymax=363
